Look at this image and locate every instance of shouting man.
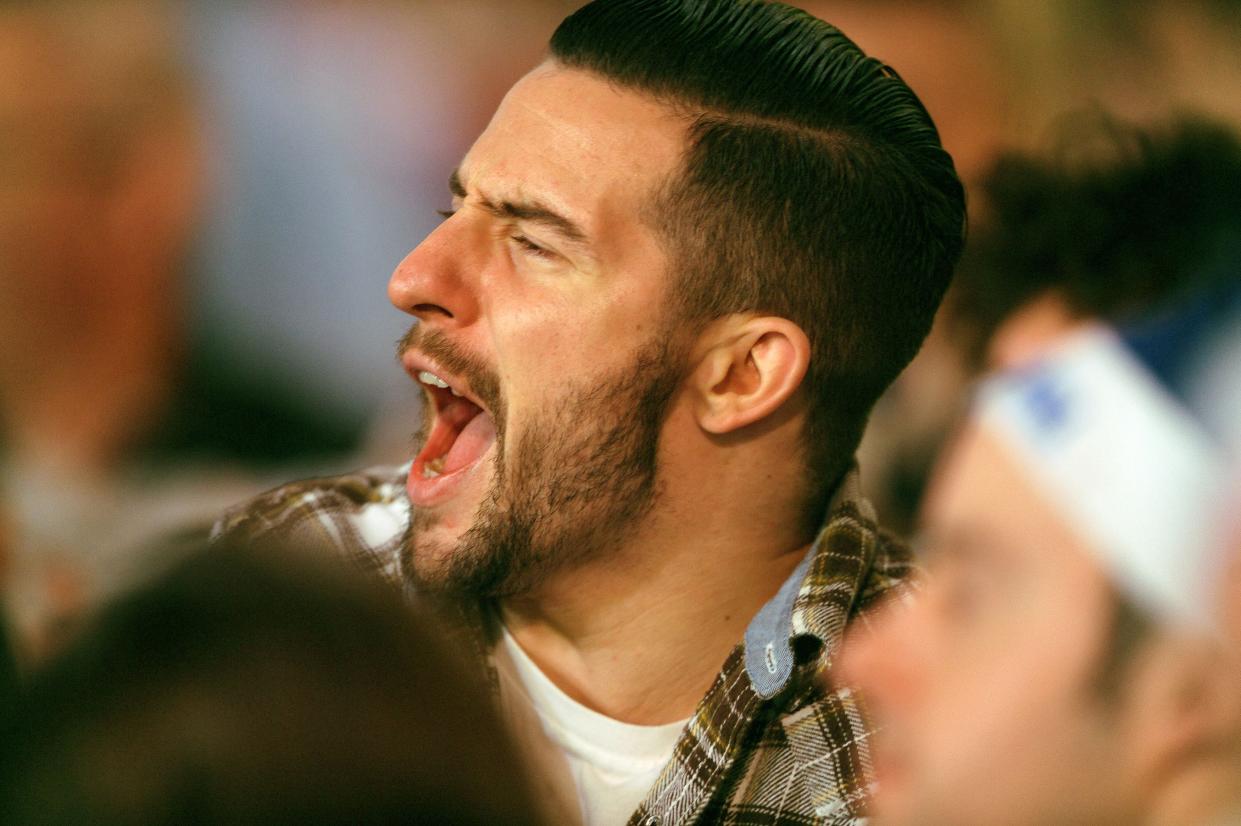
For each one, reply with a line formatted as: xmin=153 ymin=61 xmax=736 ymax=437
xmin=216 ymin=1 xmax=964 ymax=823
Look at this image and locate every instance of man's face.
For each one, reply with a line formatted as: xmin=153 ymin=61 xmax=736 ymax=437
xmin=388 ymin=64 xmax=690 ymax=598
xmin=839 ymin=423 xmax=1146 ymax=826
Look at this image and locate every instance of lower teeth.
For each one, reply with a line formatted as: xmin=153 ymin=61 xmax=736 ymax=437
xmin=423 ymin=457 xmax=445 ymax=478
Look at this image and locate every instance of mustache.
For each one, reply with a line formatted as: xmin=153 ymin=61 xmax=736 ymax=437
xmin=395 ymin=324 xmax=505 ymax=424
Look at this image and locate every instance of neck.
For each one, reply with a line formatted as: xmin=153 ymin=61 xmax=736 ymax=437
xmin=501 ymin=443 xmax=818 ymax=725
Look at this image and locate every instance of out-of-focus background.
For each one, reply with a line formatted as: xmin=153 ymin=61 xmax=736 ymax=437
xmin=1 ymin=0 xmax=1239 ymax=661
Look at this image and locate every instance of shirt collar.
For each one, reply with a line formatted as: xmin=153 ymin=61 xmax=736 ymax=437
xmin=743 ymin=465 xmax=879 ymax=698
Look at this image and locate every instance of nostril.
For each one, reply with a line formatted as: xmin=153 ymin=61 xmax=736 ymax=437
xmin=413 ymin=303 xmax=454 ymax=319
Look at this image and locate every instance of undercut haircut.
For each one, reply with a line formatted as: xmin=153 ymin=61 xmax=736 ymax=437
xmin=550 ymin=0 xmax=966 ymax=517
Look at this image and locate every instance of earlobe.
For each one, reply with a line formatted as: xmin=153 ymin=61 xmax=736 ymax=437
xmin=692 ymin=317 xmax=810 ymax=435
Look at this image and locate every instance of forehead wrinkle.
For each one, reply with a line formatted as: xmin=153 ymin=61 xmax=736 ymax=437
xmin=501 ymin=67 xmax=633 ymax=166
xmin=920 ymin=523 xmax=996 ymax=567
xmin=454 ymin=109 xmax=594 ymax=222
xmin=452 ymin=164 xmax=595 ymax=257
xmin=452 ymin=165 xmax=586 ymax=236
xmin=497 ymin=68 xmax=681 ymax=195
xmin=455 ymin=66 xmax=686 ymax=270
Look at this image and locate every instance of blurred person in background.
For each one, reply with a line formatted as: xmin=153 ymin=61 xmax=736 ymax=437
xmin=1183 ymin=272 xmax=1241 ymax=826
xmin=848 ymin=0 xmax=1241 ymax=536
xmin=0 ymin=538 xmax=542 ymax=825
xmin=0 ymin=0 xmax=361 ymax=662
xmin=216 ymin=0 xmax=967 ymax=822
xmin=181 ymin=0 xmax=568 ymax=461
xmin=859 ymin=112 xmax=1241 ymax=535
xmin=839 ymin=115 xmax=1241 ymax=821
xmin=950 ymin=114 xmax=1241 ymax=372
xmin=840 ymin=305 xmax=1241 ymax=825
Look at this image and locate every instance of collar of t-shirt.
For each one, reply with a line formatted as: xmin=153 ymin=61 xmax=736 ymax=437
xmin=499 ymin=627 xmax=690 ymax=826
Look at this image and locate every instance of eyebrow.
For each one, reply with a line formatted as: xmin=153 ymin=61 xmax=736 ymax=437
xmin=449 ymin=168 xmax=590 ymax=247
xmin=920 ymin=526 xmax=998 ymax=567
xmin=925 ymin=524 xmax=1036 ymax=583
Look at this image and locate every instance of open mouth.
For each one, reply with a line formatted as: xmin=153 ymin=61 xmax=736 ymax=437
xmin=411 ymin=369 xmax=497 ymax=484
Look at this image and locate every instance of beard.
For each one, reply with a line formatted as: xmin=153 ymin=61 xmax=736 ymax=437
xmin=399 ymin=324 xmax=686 ymax=600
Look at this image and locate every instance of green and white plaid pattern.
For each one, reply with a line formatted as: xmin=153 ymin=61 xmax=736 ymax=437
xmin=214 ymin=465 xmax=913 ymax=825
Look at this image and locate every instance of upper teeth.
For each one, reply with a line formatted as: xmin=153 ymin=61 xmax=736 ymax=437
xmin=418 ymin=370 xmax=461 ymax=396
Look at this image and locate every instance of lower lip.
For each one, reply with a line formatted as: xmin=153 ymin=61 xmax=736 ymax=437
xmin=405 ymin=445 xmax=493 ymax=507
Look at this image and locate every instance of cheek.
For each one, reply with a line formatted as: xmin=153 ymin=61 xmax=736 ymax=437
xmin=914 ymin=645 xmax=1052 ymax=752
xmin=491 ymin=294 xmax=599 ymax=371
xmin=913 ymin=614 xmax=1120 ymax=795
xmin=906 ymin=656 xmax=1106 ymax=823
xmin=909 ymin=592 xmax=1100 ymax=748
xmin=494 ymin=317 xmax=637 ymax=409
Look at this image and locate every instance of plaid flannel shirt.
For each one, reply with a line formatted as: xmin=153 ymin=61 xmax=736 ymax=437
xmin=214 ymin=463 xmax=913 ymax=825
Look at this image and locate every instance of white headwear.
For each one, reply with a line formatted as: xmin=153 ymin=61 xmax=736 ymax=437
xmin=975 ymin=323 xmax=1229 ymax=632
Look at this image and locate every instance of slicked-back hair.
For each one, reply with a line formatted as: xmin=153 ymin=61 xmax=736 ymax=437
xmin=551 ymin=0 xmax=966 ymax=515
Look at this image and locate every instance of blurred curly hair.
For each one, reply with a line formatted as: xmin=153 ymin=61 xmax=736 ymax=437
xmin=950 ymin=112 xmax=1241 ymax=367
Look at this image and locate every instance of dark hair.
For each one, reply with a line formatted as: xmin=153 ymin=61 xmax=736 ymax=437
xmin=950 ymin=113 xmax=1241 ymax=367
xmin=0 ymin=540 xmax=541 ymax=825
xmin=550 ymin=0 xmax=966 ymax=513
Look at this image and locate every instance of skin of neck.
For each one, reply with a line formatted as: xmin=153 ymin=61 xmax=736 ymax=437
xmin=501 ymin=389 xmax=819 ymax=725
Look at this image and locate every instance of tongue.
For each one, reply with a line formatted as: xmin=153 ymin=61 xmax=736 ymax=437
xmin=442 ymin=412 xmax=496 ymax=474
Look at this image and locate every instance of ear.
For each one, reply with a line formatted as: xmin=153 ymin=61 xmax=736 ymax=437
xmin=689 ymin=315 xmax=810 ymax=435
xmin=1126 ymin=635 xmax=1241 ymax=787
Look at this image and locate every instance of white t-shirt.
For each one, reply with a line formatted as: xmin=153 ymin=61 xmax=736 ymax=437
xmin=496 ymin=628 xmax=689 ymax=826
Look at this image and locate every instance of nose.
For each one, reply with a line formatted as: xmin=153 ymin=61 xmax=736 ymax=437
xmin=388 ymin=213 xmax=482 ymax=328
xmin=836 ymin=589 xmax=926 ymax=710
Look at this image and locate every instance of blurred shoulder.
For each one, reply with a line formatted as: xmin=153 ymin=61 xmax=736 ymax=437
xmin=211 ymin=465 xmax=410 ymax=584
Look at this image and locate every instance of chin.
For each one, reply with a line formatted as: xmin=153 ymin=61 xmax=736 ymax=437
xmin=404 ymin=474 xmax=493 ymax=589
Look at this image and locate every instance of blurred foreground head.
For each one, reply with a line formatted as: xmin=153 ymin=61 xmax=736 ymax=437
xmin=842 ymin=300 xmax=1241 ymax=825
xmin=0 ymin=540 xmax=540 ymax=825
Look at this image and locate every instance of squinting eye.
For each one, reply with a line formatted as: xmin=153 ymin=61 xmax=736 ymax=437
xmin=510 ymin=234 xmax=556 ymax=260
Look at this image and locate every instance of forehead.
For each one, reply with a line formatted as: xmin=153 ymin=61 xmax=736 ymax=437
xmin=458 ymin=64 xmax=687 ymax=238
xmin=923 ymin=422 xmax=1107 ymax=587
